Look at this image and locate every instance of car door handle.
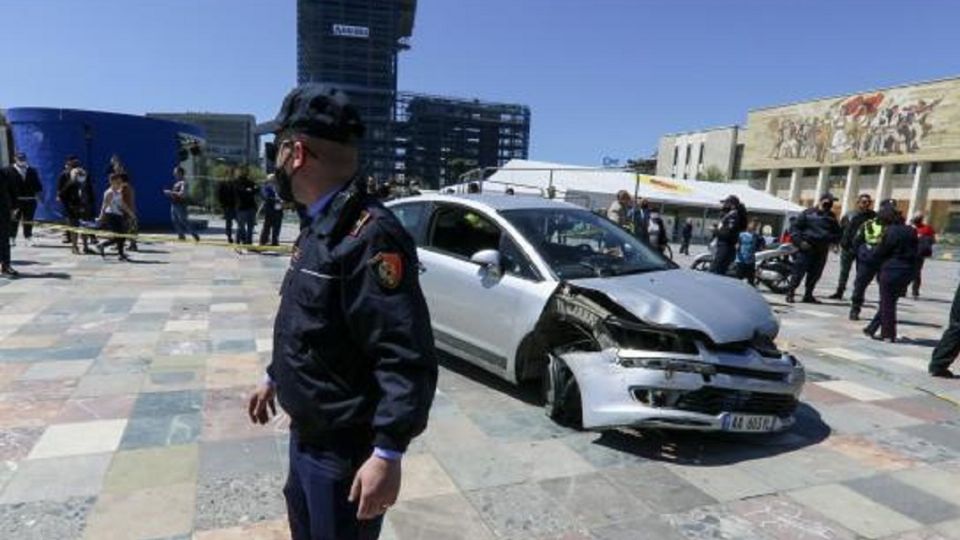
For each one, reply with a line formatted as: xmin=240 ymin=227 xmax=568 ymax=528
xmin=418 ymin=262 xmax=427 ymax=274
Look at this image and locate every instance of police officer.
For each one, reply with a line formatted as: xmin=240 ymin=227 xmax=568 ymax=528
xmin=828 ymin=193 xmax=875 ymax=300
xmin=862 ymin=205 xmax=917 ymax=343
xmin=711 ymin=195 xmax=746 ymax=275
xmin=785 ymin=193 xmax=841 ymax=303
xmin=929 ymin=281 xmax=960 ymax=378
xmin=849 ymin=199 xmax=895 ymax=320
xmin=247 ymin=85 xmax=437 ymax=540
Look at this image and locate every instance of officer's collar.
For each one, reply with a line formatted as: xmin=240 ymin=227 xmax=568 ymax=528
xmin=310 ymin=173 xmax=366 ymax=239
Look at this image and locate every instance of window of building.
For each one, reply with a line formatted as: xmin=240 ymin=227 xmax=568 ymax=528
xmin=685 ymin=144 xmax=692 ymax=165
xmin=672 ymin=146 xmax=679 ymax=166
xmin=931 ymin=161 xmax=960 ymax=173
xmin=697 ymin=143 xmax=705 ymax=165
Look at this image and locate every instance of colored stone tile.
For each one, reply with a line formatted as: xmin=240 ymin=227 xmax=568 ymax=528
xmin=0 ymin=426 xmax=45 ymax=461
xmin=817 ymin=402 xmax=923 ymax=434
xmin=845 ymin=474 xmax=960 ymax=525
xmin=865 ymin=429 xmax=960 ymax=464
xmin=464 ymin=483 xmax=579 ymax=538
xmin=83 ymin=483 xmax=196 ymax=539
xmin=728 ymin=494 xmax=860 ymax=540
xmin=210 ymin=303 xmax=248 ymax=313
xmin=72 ymin=373 xmax=144 ymax=397
xmin=54 ymin=394 xmax=136 ymax=423
xmin=874 ymin=395 xmax=960 ymax=423
xmin=119 ymin=412 xmax=202 ymax=450
xmin=396 ymin=453 xmax=459 ymax=502
xmin=501 ymin=439 xmax=596 ymax=482
xmin=815 ymin=380 xmax=895 ymax=401
xmin=198 ymin=437 xmax=285 ymax=480
xmin=102 ymin=444 xmax=199 ymax=494
xmin=192 ymin=518 xmax=290 ymax=540
xmin=893 ymin=466 xmax=960 ymax=507
xmin=193 ymin=472 xmax=286 ymax=531
xmin=538 ymin=472 xmax=652 ymax=527
xmin=901 ymin=423 xmax=960 ymax=454
xmin=27 ymin=419 xmax=127 ymax=459
xmin=788 ymin=484 xmax=922 ymax=538
xmin=0 ymin=496 xmax=95 ymax=539
xmin=667 ymin=463 xmax=776 ymax=502
xmin=822 ymin=434 xmax=918 ymax=471
xmin=131 ymin=389 xmax=204 ymax=418
xmin=19 ymin=359 xmax=93 ymax=381
xmin=738 ymin=447 xmax=875 ymax=491
xmin=0 ymin=397 xmax=66 ymax=429
xmin=0 ymin=453 xmax=112 ymax=503
xmin=602 ymin=463 xmax=718 ymax=514
xmin=164 ymin=320 xmax=209 ymax=332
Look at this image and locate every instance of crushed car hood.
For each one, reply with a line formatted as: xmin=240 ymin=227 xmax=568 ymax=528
xmin=569 ymin=269 xmax=778 ymax=344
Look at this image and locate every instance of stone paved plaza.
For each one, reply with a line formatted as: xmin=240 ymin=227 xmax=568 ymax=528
xmin=0 ymin=223 xmax=959 ymax=539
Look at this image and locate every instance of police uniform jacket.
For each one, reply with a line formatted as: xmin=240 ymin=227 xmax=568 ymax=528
xmin=869 ymin=223 xmax=918 ymax=273
xmin=0 ymin=168 xmax=15 ymax=213
xmin=839 ymin=209 xmax=876 ymax=251
xmin=267 ymin=175 xmax=437 ymax=452
xmin=4 ymin=165 xmax=42 ymax=200
xmin=715 ymin=207 xmax=746 ymax=244
xmin=790 ymin=208 xmax=841 ymax=250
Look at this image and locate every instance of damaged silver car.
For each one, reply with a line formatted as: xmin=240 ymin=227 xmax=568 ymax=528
xmin=387 ymin=194 xmax=805 ymax=434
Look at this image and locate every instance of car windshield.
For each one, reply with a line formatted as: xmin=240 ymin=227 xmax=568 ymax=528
xmin=500 ymin=207 xmax=675 ymax=280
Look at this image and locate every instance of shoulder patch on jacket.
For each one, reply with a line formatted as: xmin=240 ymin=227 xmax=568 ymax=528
xmin=369 ymin=252 xmax=404 ymax=289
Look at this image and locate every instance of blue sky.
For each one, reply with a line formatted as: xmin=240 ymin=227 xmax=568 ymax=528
xmin=2 ymin=0 xmax=960 ymax=165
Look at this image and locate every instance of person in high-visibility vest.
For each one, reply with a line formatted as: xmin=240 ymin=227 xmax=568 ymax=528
xmin=849 ymin=199 xmax=897 ymax=320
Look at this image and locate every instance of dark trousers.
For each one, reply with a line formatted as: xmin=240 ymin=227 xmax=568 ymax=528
xmin=99 ymin=214 xmax=126 ymax=256
xmin=260 ymin=210 xmax=283 ymax=246
xmin=851 ymin=247 xmax=880 ymax=309
xmin=680 ymin=237 xmax=691 ymax=255
xmin=285 ymin=430 xmax=382 ymax=540
xmin=711 ymin=241 xmax=736 ymax=275
xmin=911 ymin=257 xmax=927 ymax=297
xmin=930 ymin=282 xmax=960 ymax=372
xmin=788 ymin=246 xmax=829 ymax=298
xmin=13 ymin=199 xmax=37 ymax=239
xmin=0 ymin=216 xmax=10 ymax=267
xmin=737 ymin=261 xmax=756 ymax=286
xmin=865 ymin=267 xmax=913 ymax=339
xmin=224 ymin=209 xmax=236 ymax=242
xmin=237 ymin=209 xmax=256 ymax=245
xmin=835 ymin=248 xmax=856 ymax=294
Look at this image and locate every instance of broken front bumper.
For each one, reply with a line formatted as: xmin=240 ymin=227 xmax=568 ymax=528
xmin=561 ymin=347 xmax=805 ymax=432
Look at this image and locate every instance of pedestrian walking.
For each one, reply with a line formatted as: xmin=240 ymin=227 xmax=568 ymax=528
xmin=785 ymin=193 xmax=841 ymax=303
xmin=217 ymin=176 xmax=238 ymax=243
xmin=711 ymin=195 xmax=747 ymax=275
xmin=95 ymin=173 xmax=135 ymax=261
xmin=0 ymin=165 xmax=18 ymax=276
xmin=910 ymin=213 xmax=936 ymax=299
xmin=247 ymin=84 xmax=437 ymax=540
xmin=849 ymin=199 xmax=896 ymax=320
xmin=234 ymin=167 xmax=258 ymax=245
xmin=647 ymin=210 xmax=668 ymax=255
xmin=56 ymin=156 xmax=81 ymax=244
xmin=120 ymin=170 xmax=139 ymax=251
xmin=58 ymin=167 xmax=96 ymax=255
xmin=862 ymin=205 xmax=917 ymax=343
xmin=259 ymin=174 xmax=284 ymax=246
xmin=680 ymin=218 xmax=693 ymax=255
xmin=829 ymin=194 xmax=875 ymax=300
xmin=164 ymin=166 xmax=200 ymax=241
xmin=736 ymin=219 xmax=766 ymax=286
xmin=929 ymin=281 xmax=960 ymax=379
xmin=5 ymin=152 xmax=43 ymax=246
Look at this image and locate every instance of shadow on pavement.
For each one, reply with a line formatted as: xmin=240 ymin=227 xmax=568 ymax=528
xmin=900 ymin=337 xmax=941 ymax=348
xmin=591 ymin=403 xmax=830 ymax=466
xmin=121 ymin=259 xmax=169 ymax=265
xmin=129 ymin=248 xmax=170 ymax=255
xmin=438 ymin=351 xmax=541 ymax=405
xmin=7 ymin=272 xmax=71 ymax=280
xmin=898 ymin=320 xmax=943 ymax=329
xmin=11 ymin=260 xmax=50 ymax=266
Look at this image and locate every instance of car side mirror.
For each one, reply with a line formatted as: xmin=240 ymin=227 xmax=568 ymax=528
xmin=470 ymin=249 xmax=502 ymax=275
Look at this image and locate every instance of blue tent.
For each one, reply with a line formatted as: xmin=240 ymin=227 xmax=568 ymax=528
xmin=5 ymin=108 xmax=205 ymax=229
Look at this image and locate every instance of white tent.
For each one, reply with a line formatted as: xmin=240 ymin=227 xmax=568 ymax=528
xmin=457 ymin=159 xmax=802 ymax=216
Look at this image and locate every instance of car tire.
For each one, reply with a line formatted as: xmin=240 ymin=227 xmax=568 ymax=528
xmin=542 ymin=353 xmax=583 ymax=430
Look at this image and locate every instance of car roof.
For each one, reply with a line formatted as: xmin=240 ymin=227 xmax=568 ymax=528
xmin=388 ymin=193 xmax=583 ymax=212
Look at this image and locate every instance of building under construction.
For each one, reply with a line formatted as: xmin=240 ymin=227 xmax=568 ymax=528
xmin=297 ymin=0 xmax=416 ymax=181
xmin=397 ymin=93 xmax=530 ymax=189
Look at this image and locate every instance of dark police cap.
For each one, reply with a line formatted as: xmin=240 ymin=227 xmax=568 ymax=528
xmin=265 ymin=84 xmax=365 ymax=144
xmin=879 ymin=198 xmax=898 ymax=209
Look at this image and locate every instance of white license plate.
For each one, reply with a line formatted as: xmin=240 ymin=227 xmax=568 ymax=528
xmin=723 ymin=413 xmax=777 ymax=432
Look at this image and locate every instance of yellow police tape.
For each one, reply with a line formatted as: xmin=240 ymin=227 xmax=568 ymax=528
xmin=26 ymin=221 xmax=293 ymax=254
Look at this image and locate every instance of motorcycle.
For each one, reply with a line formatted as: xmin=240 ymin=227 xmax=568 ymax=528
xmin=691 ymin=241 xmax=796 ymax=294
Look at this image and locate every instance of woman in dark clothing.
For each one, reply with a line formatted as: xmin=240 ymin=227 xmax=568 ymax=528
xmin=863 ymin=206 xmax=918 ymax=342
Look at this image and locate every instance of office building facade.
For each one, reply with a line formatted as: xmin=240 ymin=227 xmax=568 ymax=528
xmin=148 ymin=113 xmax=257 ymax=165
xmin=297 ymin=0 xmax=416 ymax=181
xmin=656 ymin=126 xmax=745 ymax=181
xmin=397 ymin=93 xmax=530 ymax=189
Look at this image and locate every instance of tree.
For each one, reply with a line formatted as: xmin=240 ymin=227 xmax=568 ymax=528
xmin=625 ymin=153 xmax=657 ymax=174
xmin=701 ymin=165 xmax=726 ymax=182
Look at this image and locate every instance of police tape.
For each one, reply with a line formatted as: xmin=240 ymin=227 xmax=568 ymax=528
xmin=24 ymin=221 xmax=293 ymax=254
